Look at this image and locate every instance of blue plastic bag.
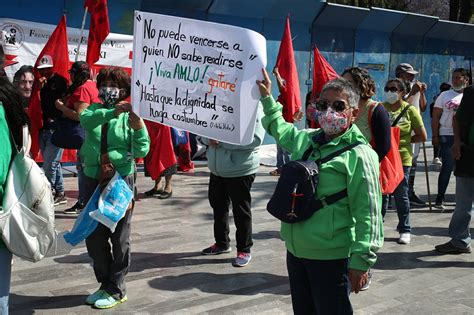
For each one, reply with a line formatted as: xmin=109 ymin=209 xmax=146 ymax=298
xmin=170 ymin=127 xmax=188 ymax=146
xmin=89 ymin=172 xmax=133 ymax=233
xmin=63 ymin=187 xmax=100 ymax=246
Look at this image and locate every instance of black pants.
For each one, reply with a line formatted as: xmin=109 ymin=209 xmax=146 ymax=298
xmin=208 ymin=173 xmax=255 ymax=253
xmin=84 ymin=174 xmax=134 ymax=300
xmin=286 ymin=251 xmax=353 ymax=315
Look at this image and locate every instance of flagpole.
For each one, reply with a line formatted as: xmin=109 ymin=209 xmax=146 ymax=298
xmin=75 ymin=7 xmax=88 ymax=62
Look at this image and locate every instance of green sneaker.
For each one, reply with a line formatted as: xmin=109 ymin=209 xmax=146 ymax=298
xmin=85 ymin=289 xmax=106 ymax=305
xmin=94 ymin=292 xmax=128 ymax=309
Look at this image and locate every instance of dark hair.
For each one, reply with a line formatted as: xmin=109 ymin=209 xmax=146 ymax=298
xmin=386 ymin=78 xmax=408 ymax=94
xmin=0 ymin=76 xmax=31 ymax=147
xmin=342 ymin=67 xmax=376 ymax=100
xmin=453 ymin=68 xmax=470 ymax=79
xmin=13 ymin=65 xmax=34 ymax=85
xmin=96 ymin=67 xmax=131 ymax=99
xmin=440 ymin=82 xmax=451 ymax=92
xmin=64 ymin=61 xmax=91 ymax=97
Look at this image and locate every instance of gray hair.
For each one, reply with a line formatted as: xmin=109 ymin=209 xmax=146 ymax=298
xmin=321 ymin=77 xmax=360 ymax=108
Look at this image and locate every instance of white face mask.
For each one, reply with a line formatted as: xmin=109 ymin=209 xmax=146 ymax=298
xmin=452 ymin=83 xmax=466 ymax=92
xmin=99 ymin=87 xmax=121 ymax=107
xmin=384 ymin=91 xmax=399 ymax=104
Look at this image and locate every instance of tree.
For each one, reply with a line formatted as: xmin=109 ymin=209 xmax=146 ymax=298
xmin=449 ymin=0 xmax=472 ymax=22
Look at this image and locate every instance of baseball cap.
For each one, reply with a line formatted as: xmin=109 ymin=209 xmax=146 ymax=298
xmin=396 ymin=63 xmax=418 ymax=76
xmin=37 ymin=54 xmax=54 ymax=69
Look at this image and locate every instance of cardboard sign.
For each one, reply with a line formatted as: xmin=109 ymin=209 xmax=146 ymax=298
xmin=132 ymin=11 xmax=266 ymax=145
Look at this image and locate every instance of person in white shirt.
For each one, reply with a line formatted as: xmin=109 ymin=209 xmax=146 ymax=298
xmin=395 ymin=63 xmax=427 ymax=207
xmin=432 ymin=68 xmax=470 ymax=209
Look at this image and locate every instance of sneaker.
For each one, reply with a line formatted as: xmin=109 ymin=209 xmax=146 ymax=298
xmin=434 ymin=196 xmax=445 ymax=210
xmin=360 ymin=269 xmax=372 ymax=291
xmin=54 ymin=192 xmax=67 ymax=206
xmin=64 ymin=201 xmax=84 ymax=214
xmin=398 ymin=233 xmax=411 ymax=244
xmin=94 ymin=292 xmax=127 ymax=309
xmin=232 ymin=252 xmax=252 ymax=267
xmin=432 ymin=157 xmax=442 ymax=166
xmin=409 ymin=193 xmax=426 ymax=207
xmin=435 ymin=241 xmax=472 ymax=254
xmin=85 ymin=289 xmax=106 ymax=305
xmin=201 ymin=244 xmax=231 ymax=255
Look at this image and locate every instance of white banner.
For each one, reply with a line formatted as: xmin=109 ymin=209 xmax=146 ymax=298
xmin=131 ymin=11 xmax=267 ymax=145
xmin=0 ymin=18 xmax=133 ymax=78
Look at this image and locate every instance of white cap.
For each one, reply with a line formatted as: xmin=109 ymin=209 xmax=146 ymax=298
xmin=37 ymin=54 xmax=53 ymax=69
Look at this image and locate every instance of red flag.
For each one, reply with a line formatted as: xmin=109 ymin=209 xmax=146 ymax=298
xmin=275 ymin=16 xmax=301 ymax=123
xmin=144 ymin=121 xmax=177 ymax=181
xmin=312 ymin=46 xmax=338 ymax=98
xmin=85 ymin=0 xmax=110 ymax=65
xmin=28 ymin=15 xmax=70 ymax=159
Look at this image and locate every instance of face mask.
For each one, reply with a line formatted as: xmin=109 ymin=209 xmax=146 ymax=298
xmin=384 ymin=91 xmax=399 ymax=104
xmin=317 ymin=108 xmax=350 ymax=136
xmin=99 ymin=87 xmax=121 ymax=107
xmin=452 ymin=83 xmax=465 ymax=91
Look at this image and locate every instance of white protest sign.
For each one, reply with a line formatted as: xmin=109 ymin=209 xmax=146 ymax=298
xmin=131 ymin=11 xmax=267 ymax=145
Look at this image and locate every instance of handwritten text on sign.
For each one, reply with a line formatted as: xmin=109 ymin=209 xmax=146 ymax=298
xmin=131 ymin=11 xmax=266 ymax=145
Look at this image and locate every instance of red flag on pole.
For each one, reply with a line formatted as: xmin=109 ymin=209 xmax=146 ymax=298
xmin=85 ymin=0 xmax=110 ymax=65
xmin=275 ymin=16 xmax=301 ymax=123
xmin=312 ymin=46 xmax=338 ymax=98
xmin=28 ymin=15 xmax=70 ymax=159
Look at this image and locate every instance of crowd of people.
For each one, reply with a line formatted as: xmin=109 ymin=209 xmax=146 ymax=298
xmin=0 ymin=51 xmax=472 ymax=314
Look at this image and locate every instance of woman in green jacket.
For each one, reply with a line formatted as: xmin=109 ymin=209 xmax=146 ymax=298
xmin=79 ymin=67 xmax=150 ymax=309
xmin=257 ymin=69 xmax=383 ymax=314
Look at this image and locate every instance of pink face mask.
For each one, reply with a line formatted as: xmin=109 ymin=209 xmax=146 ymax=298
xmin=317 ymin=108 xmax=350 ymax=135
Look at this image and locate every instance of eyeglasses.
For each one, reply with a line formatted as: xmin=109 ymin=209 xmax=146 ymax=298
xmin=315 ymin=99 xmax=348 ymax=112
xmin=384 ymin=86 xmax=399 ymax=93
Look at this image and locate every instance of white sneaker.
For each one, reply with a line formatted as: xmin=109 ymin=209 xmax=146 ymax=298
xmin=432 ymin=157 xmax=442 ymax=166
xmin=398 ymin=233 xmax=411 ymax=244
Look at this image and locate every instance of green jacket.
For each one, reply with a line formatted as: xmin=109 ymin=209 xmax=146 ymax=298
xmin=80 ymin=103 xmax=150 ymax=179
xmin=201 ymin=107 xmax=265 ymax=178
xmin=261 ymin=96 xmax=383 ymax=271
xmin=0 ymin=104 xmax=12 ymax=249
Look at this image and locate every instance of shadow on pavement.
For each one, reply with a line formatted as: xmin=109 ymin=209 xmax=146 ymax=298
xmin=148 ymin=272 xmax=289 ymax=295
xmin=376 ymin=250 xmax=472 ymax=270
xmin=10 ymin=293 xmax=88 ymax=313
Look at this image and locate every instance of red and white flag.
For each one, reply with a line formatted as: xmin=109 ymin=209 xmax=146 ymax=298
xmin=275 ymin=16 xmax=301 ymax=123
xmin=28 ymin=15 xmax=70 ymax=159
xmin=85 ymin=0 xmax=110 ymax=65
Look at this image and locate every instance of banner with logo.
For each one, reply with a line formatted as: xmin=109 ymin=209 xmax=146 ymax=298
xmin=0 ymin=18 xmax=133 ymax=78
xmin=131 ymin=11 xmax=267 ymax=145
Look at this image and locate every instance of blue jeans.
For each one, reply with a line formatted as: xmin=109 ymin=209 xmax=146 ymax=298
xmin=39 ymin=129 xmax=64 ymax=193
xmin=0 ymin=248 xmax=12 ymax=314
xmin=437 ymin=135 xmax=455 ymax=199
xmin=382 ymin=166 xmax=411 ymax=233
xmin=276 ymin=144 xmax=290 ymax=169
xmin=448 ymin=176 xmax=474 ymax=248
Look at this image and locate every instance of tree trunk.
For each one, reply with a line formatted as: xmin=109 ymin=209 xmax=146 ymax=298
xmin=450 ymin=0 xmax=460 ymax=21
xmin=459 ymin=0 xmax=472 ymax=22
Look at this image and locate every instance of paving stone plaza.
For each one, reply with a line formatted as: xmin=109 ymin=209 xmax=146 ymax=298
xmin=9 ymin=148 xmax=473 ymax=314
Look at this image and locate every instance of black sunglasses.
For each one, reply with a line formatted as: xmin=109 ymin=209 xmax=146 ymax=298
xmin=384 ymin=86 xmax=399 ymax=93
xmin=315 ymin=99 xmax=348 ymax=112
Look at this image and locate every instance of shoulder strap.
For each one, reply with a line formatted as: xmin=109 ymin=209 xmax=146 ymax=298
xmin=392 ymin=104 xmax=411 ymax=127
xmin=318 ymin=141 xmax=361 ymax=164
xmin=302 ymin=146 xmax=313 ymax=160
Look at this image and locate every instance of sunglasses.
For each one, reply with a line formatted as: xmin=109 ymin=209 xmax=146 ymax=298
xmin=315 ymin=99 xmax=348 ymax=112
xmin=384 ymin=86 xmax=399 ymax=93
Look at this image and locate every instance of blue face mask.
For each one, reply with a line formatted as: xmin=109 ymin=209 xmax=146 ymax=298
xmin=99 ymin=87 xmax=121 ymax=107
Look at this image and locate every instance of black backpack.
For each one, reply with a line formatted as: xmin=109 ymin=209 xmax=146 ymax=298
xmin=267 ymin=142 xmax=361 ymax=223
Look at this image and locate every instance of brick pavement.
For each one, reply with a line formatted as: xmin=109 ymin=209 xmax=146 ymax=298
xmin=8 ymin=148 xmax=473 ymax=314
